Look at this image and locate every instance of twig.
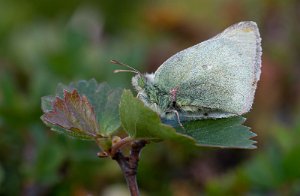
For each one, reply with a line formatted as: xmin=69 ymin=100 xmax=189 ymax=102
xmin=112 ymin=140 xmax=147 ymax=196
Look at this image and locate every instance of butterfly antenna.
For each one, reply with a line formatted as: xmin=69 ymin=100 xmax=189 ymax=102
xmin=111 ymin=60 xmax=141 ymax=75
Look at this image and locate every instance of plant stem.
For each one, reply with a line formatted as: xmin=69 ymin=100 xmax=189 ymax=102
xmin=112 ymin=140 xmax=147 ymax=196
xmin=110 ymin=137 xmax=133 ymax=157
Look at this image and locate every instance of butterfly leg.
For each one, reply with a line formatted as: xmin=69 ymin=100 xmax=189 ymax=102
xmin=167 ymin=109 xmax=185 ymax=130
xmin=136 ymin=92 xmax=143 ymax=98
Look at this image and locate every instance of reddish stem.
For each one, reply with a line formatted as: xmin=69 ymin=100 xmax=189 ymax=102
xmin=112 ymin=140 xmax=147 ymax=196
xmin=110 ymin=137 xmax=133 ymax=157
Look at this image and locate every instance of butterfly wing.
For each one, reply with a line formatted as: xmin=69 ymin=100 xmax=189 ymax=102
xmin=153 ymin=21 xmax=262 ymax=116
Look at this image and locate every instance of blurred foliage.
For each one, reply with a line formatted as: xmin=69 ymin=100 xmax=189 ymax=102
xmin=0 ymin=0 xmax=299 ymax=195
xmin=205 ymin=119 xmax=300 ymax=195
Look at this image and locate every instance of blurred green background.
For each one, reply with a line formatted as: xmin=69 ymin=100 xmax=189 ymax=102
xmin=0 ymin=0 xmax=300 ymax=195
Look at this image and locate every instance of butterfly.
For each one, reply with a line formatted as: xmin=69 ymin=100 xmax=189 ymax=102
xmin=113 ymin=21 xmax=262 ymax=124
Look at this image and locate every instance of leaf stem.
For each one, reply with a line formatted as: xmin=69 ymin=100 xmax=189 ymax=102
xmin=112 ymin=140 xmax=147 ymax=196
xmin=110 ymin=136 xmax=133 ymax=157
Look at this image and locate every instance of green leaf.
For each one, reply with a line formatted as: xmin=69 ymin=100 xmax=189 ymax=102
xmin=44 ymin=121 xmax=95 ymax=140
xmin=120 ymin=90 xmax=256 ymax=149
xmin=68 ymin=80 xmax=123 ymax=136
xmin=41 ymin=90 xmax=99 ymax=139
xmin=177 ymin=117 xmax=257 ymax=149
xmin=119 ymin=90 xmax=194 ymax=143
xmin=41 ymin=95 xmax=55 ymax=112
xmin=41 ymin=79 xmax=122 ymax=139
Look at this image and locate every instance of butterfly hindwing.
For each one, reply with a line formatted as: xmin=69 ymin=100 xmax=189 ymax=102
xmin=153 ymin=21 xmax=261 ymax=117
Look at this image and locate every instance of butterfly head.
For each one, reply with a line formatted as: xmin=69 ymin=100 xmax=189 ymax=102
xmin=112 ymin=60 xmax=180 ymax=118
xmin=132 ymin=73 xmax=171 ymax=116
